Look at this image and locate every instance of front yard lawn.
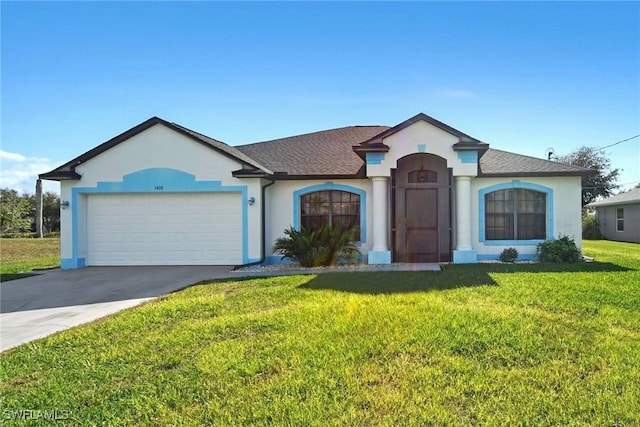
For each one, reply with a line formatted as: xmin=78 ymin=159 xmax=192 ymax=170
xmin=0 ymin=238 xmax=60 ymax=281
xmin=1 ymin=240 xmax=638 ymax=425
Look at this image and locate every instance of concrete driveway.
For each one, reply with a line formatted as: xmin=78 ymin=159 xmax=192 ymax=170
xmin=0 ymin=266 xmax=235 ymax=352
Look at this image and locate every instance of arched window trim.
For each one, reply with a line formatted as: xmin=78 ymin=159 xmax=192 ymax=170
xmin=293 ymin=183 xmax=366 ymax=243
xmin=478 ymin=181 xmax=553 ymax=246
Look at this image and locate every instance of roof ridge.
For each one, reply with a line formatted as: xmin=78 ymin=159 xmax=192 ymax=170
xmin=171 ymin=122 xmax=229 ymax=146
xmin=238 ymin=125 xmax=390 ymax=148
xmin=588 ymin=187 xmax=640 ymax=206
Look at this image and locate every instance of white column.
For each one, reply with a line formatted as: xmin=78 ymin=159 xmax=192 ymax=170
xmin=372 ymin=177 xmax=388 ymax=251
xmin=455 ymin=176 xmax=472 ymax=250
xmin=369 ymin=176 xmax=391 ymax=264
xmin=454 ymin=176 xmax=476 ymax=263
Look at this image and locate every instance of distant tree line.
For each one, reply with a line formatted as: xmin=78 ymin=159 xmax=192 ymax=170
xmin=557 ymin=146 xmax=622 ymax=207
xmin=0 ymin=188 xmax=60 ymax=234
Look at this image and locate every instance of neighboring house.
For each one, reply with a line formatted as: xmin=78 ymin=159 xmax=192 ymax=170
xmin=41 ymin=113 xmax=590 ymax=269
xmin=587 ymin=188 xmax=640 ymax=243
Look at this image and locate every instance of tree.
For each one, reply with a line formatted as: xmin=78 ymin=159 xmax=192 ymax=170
xmin=0 ymin=188 xmax=32 ymax=233
xmin=619 ymin=183 xmax=640 ymax=193
xmin=557 ymin=146 xmax=620 ymax=206
xmin=42 ymin=192 xmax=61 ymax=232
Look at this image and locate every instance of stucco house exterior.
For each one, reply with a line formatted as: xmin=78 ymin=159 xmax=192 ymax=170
xmin=41 ymin=113 xmax=590 ymax=269
xmin=587 ymin=188 xmax=640 ymax=243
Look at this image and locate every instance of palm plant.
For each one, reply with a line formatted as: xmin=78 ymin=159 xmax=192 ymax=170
xmin=272 ymin=223 xmax=360 ymax=267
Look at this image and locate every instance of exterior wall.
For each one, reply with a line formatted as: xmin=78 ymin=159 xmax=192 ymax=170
xmin=471 ymin=176 xmax=583 ymax=260
xmin=57 ymin=118 xmax=589 ymax=268
xmin=59 ymin=124 xmax=263 ymax=268
xmin=265 ymin=179 xmax=373 ymax=263
xmin=596 ymin=204 xmax=640 ymax=243
xmin=365 ymin=120 xmax=478 ymax=178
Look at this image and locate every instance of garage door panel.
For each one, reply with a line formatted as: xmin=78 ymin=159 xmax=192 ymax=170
xmin=87 ymin=193 xmax=242 ymax=266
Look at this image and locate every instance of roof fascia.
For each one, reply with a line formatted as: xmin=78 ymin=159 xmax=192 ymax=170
xmin=38 ymin=171 xmax=82 ymax=180
xmin=40 ymin=117 xmax=270 ymax=180
xmin=359 ymin=113 xmax=482 ymax=147
xmin=590 ymin=200 xmax=640 ymax=207
xmin=453 ymin=141 xmax=490 ymax=151
xmin=231 ymin=169 xmax=272 ymax=178
xmin=269 ymin=172 xmax=365 ymax=181
xmin=478 ymin=171 xmax=591 ymax=178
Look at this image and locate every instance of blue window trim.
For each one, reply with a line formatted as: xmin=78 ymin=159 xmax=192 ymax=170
xmin=457 ymin=151 xmax=478 ymax=164
xmin=366 ymin=153 xmax=385 ymax=165
xmin=63 ymin=168 xmax=249 ymax=268
xmin=293 ymin=183 xmax=367 ymax=243
xmin=478 ymin=180 xmax=553 ymax=246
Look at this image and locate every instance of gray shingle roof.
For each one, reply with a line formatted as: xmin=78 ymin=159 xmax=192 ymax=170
xmin=478 ymin=149 xmax=591 ymax=177
xmin=236 ymin=126 xmax=390 ymax=177
xmin=41 ymin=115 xmax=593 ymax=182
xmin=587 ymin=188 xmax=640 ymax=207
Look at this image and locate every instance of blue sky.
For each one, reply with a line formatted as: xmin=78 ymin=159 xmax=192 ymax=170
xmin=2 ymin=1 xmax=639 ymax=194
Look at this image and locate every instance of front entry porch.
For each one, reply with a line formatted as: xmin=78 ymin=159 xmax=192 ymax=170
xmin=392 ymin=153 xmax=452 ymax=263
xmin=367 ymin=153 xmax=477 ymax=265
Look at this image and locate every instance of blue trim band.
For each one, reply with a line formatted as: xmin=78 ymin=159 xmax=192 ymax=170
xmin=292 ymin=183 xmax=367 ymax=243
xmin=368 ymin=250 xmax=391 ymax=264
xmin=264 ymin=254 xmax=368 ymax=266
xmin=69 ymin=168 xmax=249 ymax=268
xmin=453 ymin=250 xmax=477 ymax=264
xmin=61 ymin=258 xmax=85 ymax=270
xmin=478 ymin=180 xmax=554 ymax=246
xmin=264 ymin=256 xmax=298 ymax=265
xmin=482 ymin=239 xmax=544 ymax=247
xmin=458 ymin=151 xmax=478 ymax=164
xmin=366 ymin=153 xmax=385 ymax=165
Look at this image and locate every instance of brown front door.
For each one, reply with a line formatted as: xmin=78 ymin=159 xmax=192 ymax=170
xmin=392 ymin=154 xmax=452 ymax=263
xmin=405 ymin=188 xmax=439 ymax=262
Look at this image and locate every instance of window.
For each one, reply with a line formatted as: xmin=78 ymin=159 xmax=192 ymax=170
xmin=300 ymin=190 xmax=360 ymax=239
xmin=408 ymin=168 xmax=437 ymax=183
xmin=616 ymin=208 xmax=624 ymax=232
xmin=485 ymin=189 xmax=546 ymax=240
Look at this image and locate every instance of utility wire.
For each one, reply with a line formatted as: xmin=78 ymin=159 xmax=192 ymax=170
xmin=596 ymin=134 xmax=640 ymax=151
xmin=581 ymin=181 xmax=640 ymax=190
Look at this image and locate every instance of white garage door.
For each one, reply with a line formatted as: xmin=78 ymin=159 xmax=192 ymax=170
xmin=86 ymin=193 xmax=242 ymax=266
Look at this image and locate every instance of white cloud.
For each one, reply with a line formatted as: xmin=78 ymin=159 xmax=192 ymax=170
xmin=0 ymin=150 xmax=27 ymax=162
xmin=437 ymin=89 xmax=479 ymax=100
xmin=0 ymin=150 xmax=60 ymax=194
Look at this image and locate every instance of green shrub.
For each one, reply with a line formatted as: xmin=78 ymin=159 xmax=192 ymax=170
xmin=582 ymin=213 xmax=602 ymax=240
xmin=272 ymin=226 xmax=319 ymax=267
xmin=273 ymin=223 xmax=360 ymax=267
xmin=536 ymin=235 xmax=582 ymax=263
xmin=0 ymin=232 xmax=60 ymax=239
xmin=1 ymin=232 xmax=36 ymax=239
xmin=499 ymin=247 xmax=519 ymax=263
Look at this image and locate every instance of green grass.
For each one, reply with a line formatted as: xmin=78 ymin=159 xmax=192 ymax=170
xmin=0 ymin=238 xmax=60 ymax=279
xmin=1 ymin=240 xmax=639 ymax=425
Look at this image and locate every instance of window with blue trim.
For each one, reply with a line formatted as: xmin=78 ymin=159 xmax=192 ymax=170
xmin=300 ymin=190 xmax=361 ymax=239
xmin=485 ymin=189 xmax=546 ymax=240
